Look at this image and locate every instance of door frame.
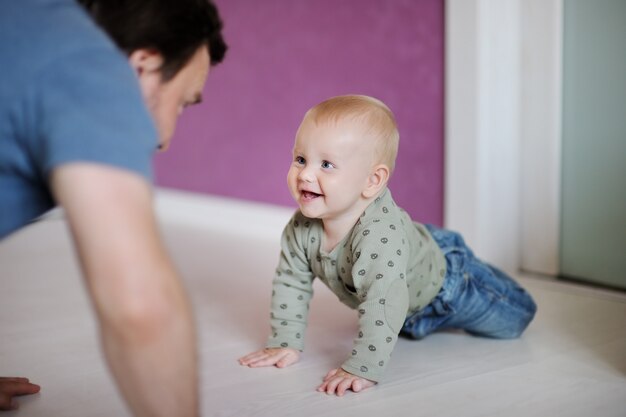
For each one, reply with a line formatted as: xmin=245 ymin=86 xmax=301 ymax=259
xmin=444 ymin=0 xmax=563 ymax=275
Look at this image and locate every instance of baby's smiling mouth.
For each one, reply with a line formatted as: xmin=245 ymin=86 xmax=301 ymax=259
xmin=301 ymin=190 xmax=322 ymax=200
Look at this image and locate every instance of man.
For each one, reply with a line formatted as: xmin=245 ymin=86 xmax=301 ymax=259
xmin=0 ymin=0 xmax=227 ymax=415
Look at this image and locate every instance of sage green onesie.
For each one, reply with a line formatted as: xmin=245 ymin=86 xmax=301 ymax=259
xmin=267 ymin=188 xmax=446 ymax=382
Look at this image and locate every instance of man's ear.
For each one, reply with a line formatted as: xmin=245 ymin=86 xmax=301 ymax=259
xmin=128 ymin=49 xmax=164 ymax=106
xmin=128 ymin=49 xmax=163 ymax=77
xmin=363 ymin=164 xmax=390 ymax=198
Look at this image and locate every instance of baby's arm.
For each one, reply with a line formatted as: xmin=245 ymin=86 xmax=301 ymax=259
xmin=238 ymin=347 xmax=300 ymax=368
xmin=319 ymin=219 xmax=411 ymax=395
xmin=318 ymin=280 xmax=406 ymax=396
xmin=239 ymin=214 xmax=312 ymax=370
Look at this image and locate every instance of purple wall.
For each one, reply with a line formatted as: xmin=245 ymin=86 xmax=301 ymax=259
xmin=154 ymin=0 xmax=445 ymax=225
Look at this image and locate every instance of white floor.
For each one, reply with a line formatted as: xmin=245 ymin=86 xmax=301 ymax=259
xmin=1 ymin=190 xmax=625 ymax=417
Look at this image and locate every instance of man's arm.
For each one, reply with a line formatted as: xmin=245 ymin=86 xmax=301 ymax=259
xmin=51 ymin=163 xmax=198 ymax=417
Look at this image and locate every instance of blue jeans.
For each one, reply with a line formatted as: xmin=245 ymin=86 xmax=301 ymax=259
xmin=401 ymin=225 xmax=537 ymax=340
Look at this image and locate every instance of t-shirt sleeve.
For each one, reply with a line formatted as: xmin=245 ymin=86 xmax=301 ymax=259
xmin=340 ymin=218 xmax=410 ymax=382
xmin=266 ymin=213 xmax=315 ymax=351
xmin=28 ymin=47 xmax=157 ymax=181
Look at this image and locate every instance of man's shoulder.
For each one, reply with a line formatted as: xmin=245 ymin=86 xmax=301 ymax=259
xmin=1 ymin=0 xmax=122 ymax=88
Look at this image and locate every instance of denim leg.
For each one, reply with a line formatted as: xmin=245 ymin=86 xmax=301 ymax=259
xmin=400 ymin=226 xmax=471 ymax=339
xmin=446 ymin=259 xmax=537 ymax=339
xmin=401 ymin=225 xmax=537 ymax=340
xmin=400 ymin=270 xmax=465 ymax=339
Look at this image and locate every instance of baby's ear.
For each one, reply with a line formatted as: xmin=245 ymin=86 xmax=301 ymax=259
xmin=363 ymin=164 xmax=390 ymax=198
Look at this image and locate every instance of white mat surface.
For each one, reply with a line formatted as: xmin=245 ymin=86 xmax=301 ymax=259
xmin=1 ymin=190 xmax=624 ymax=416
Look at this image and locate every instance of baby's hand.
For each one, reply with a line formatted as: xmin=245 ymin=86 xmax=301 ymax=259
xmin=238 ymin=347 xmax=300 ymax=368
xmin=317 ymin=368 xmax=376 ymax=396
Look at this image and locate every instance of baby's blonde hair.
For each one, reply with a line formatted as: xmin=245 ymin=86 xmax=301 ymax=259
xmin=304 ymin=95 xmax=399 ymax=174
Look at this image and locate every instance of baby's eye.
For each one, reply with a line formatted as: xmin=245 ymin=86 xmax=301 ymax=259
xmin=321 ymin=160 xmax=335 ymax=169
xmin=295 ymin=156 xmax=305 ymax=165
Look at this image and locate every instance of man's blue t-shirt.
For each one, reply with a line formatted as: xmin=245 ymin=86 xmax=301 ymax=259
xmin=0 ymin=0 xmax=158 ymax=238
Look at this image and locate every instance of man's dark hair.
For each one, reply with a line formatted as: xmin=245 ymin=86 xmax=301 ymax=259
xmin=78 ymin=0 xmax=227 ymax=81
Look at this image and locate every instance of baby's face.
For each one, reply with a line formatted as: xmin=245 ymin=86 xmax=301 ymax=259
xmin=287 ymin=117 xmax=377 ymax=221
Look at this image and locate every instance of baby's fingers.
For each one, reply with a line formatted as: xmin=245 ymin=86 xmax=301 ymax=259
xmin=351 ymin=379 xmax=363 ymax=393
xmin=240 ymin=348 xmax=299 ymax=368
xmin=251 ymin=355 xmax=294 ymax=367
xmin=317 ymin=373 xmax=376 ymax=396
xmin=242 ymin=352 xmax=279 ymax=367
xmin=316 ymin=379 xmax=331 ymax=394
xmin=322 ymin=368 xmax=339 ymax=382
xmin=319 ymin=375 xmax=345 ymax=395
xmin=336 ymin=378 xmax=355 ymax=396
xmin=275 ymin=353 xmax=298 ymax=368
xmin=352 ymin=378 xmax=376 ymax=393
xmin=238 ymin=350 xmax=269 ymax=365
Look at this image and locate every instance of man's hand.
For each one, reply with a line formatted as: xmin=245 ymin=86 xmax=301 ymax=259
xmin=0 ymin=377 xmax=40 ymax=411
xmin=238 ymin=347 xmax=300 ymax=368
xmin=317 ymin=368 xmax=376 ymax=396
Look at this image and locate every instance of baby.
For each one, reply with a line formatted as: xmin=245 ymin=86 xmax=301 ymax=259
xmin=239 ymin=95 xmax=537 ymax=396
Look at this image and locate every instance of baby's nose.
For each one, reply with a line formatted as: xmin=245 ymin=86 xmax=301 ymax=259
xmin=298 ymin=166 xmax=315 ymax=182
